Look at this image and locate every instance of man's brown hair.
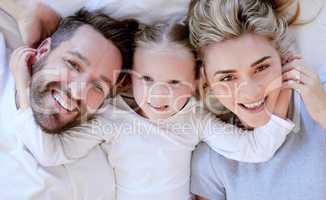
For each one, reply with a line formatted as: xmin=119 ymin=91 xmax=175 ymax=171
xmin=50 ymin=9 xmax=139 ymax=71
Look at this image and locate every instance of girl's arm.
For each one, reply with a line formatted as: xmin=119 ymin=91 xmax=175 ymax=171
xmin=198 ymin=112 xmax=294 ymax=163
xmin=14 ymin=108 xmax=111 ymax=166
xmin=0 ymin=0 xmax=60 ymax=47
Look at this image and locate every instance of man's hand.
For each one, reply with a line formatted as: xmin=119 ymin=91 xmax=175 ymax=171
xmin=0 ymin=0 xmax=60 ymax=47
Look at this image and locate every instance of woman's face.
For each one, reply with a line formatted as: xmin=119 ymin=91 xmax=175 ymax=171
xmin=204 ymin=34 xmax=283 ymax=128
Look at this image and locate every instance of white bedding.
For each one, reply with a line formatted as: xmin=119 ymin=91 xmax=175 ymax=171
xmin=44 ymin=0 xmax=191 ymax=24
xmin=0 ymin=0 xmax=325 ymax=199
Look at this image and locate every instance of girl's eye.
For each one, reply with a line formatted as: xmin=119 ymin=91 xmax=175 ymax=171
xmin=169 ymin=80 xmax=180 ymax=85
xmin=219 ymin=75 xmax=236 ymax=82
xmin=142 ymin=76 xmax=153 ymax=82
xmin=255 ymin=64 xmax=270 ymax=73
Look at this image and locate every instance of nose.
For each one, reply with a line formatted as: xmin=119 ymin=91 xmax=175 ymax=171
xmin=68 ymin=77 xmax=88 ymax=100
xmin=237 ymin=79 xmax=264 ymax=101
xmin=148 ymin=83 xmax=171 ymax=106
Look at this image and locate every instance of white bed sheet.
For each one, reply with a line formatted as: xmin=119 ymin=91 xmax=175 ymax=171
xmin=0 ymin=0 xmax=325 ymax=199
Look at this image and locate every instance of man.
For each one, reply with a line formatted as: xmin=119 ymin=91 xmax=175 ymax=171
xmin=0 ymin=10 xmax=137 ymax=200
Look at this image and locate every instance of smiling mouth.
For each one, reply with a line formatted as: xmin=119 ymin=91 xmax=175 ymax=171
xmin=52 ymin=89 xmax=79 ymax=113
xmin=238 ymin=96 xmax=268 ymax=113
xmin=147 ymin=103 xmax=169 ymax=112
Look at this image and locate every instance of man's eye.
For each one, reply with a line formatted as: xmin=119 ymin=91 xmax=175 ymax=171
xmin=142 ymin=76 xmax=153 ymax=82
xmin=66 ymin=60 xmax=80 ymax=72
xmin=93 ymin=82 xmax=104 ymax=93
xmin=219 ymin=75 xmax=235 ymax=82
xmin=255 ymin=64 xmax=270 ymax=73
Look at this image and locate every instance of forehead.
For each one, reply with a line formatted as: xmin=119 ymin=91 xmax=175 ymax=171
xmin=204 ymin=34 xmax=278 ymax=70
xmin=49 ymin=25 xmax=122 ymax=66
xmin=133 ymin=48 xmax=195 ymax=80
xmin=67 ymin=25 xmax=122 ymax=64
xmin=50 ymin=25 xmax=122 ymax=77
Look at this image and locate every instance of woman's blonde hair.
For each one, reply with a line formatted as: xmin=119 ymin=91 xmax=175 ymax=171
xmin=188 ymin=0 xmax=300 ymax=58
xmin=188 ymin=0 xmax=300 ymax=121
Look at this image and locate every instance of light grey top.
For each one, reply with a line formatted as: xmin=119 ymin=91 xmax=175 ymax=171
xmin=190 ymin=71 xmax=326 ymax=200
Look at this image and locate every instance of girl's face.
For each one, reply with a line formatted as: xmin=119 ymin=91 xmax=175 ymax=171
xmin=132 ymin=47 xmax=196 ymax=120
xmin=204 ymin=34 xmax=283 ymax=128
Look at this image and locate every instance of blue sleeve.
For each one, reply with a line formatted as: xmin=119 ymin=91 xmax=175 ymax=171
xmin=191 ymin=143 xmax=226 ymax=200
xmin=320 ymin=72 xmax=326 ymax=90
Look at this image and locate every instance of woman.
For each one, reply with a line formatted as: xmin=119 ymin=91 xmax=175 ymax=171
xmin=188 ymin=0 xmax=326 ymax=199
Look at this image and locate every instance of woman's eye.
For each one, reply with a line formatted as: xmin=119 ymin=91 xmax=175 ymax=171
xmin=219 ymin=75 xmax=235 ymax=82
xmin=255 ymin=64 xmax=270 ymax=73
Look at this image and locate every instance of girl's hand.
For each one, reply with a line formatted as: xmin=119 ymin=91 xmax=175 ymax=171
xmin=282 ymin=56 xmax=326 ymax=129
xmin=0 ymin=0 xmax=60 ymax=47
xmin=9 ymin=46 xmax=36 ymax=109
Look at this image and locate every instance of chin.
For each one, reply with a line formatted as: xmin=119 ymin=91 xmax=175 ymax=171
xmin=241 ymin=113 xmax=271 ymax=128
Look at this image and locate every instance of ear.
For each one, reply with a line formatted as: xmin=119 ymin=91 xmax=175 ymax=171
xmin=36 ymin=38 xmax=52 ymax=60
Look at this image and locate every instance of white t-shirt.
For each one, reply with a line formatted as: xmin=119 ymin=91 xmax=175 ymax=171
xmin=44 ymin=0 xmax=191 ymax=24
xmin=0 ymin=32 xmax=116 ymax=200
xmin=14 ymin=95 xmax=294 ymax=200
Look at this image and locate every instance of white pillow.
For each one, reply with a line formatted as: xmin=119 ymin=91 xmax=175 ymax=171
xmin=45 ymin=0 xmax=190 ymax=24
xmin=293 ymin=0 xmax=326 ymax=72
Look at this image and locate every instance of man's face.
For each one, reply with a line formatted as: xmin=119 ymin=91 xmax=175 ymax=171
xmin=30 ymin=25 xmax=122 ymax=133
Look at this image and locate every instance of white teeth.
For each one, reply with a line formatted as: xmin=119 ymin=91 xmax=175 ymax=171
xmin=53 ymin=91 xmax=77 ymax=112
xmin=242 ymin=99 xmax=265 ymax=109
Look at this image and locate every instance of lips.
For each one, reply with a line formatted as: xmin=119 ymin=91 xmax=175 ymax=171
xmin=147 ymin=103 xmax=169 ymax=112
xmin=238 ymin=96 xmax=268 ymax=113
xmin=52 ymin=89 xmax=79 ymax=113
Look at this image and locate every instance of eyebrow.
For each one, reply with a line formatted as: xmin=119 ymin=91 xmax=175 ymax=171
xmin=213 ymin=56 xmax=272 ymax=76
xmin=214 ymin=70 xmax=237 ymax=76
xmin=67 ymin=50 xmax=91 ymax=66
xmin=251 ymin=56 xmax=271 ymax=67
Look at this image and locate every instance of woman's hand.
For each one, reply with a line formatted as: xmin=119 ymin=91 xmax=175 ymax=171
xmin=272 ymin=54 xmax=299 ymax=120
xmin=10 ymin=46 xmax=36 ymax=109
xmin=282 ymin=56 xmax=326 ymax=129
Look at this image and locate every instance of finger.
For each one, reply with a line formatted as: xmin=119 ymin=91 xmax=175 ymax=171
xmin=23 ymin=51 xmax=36 ymax=62
xmin=13 ymin=47 xmax=36 ymax=60
xmin=282 ymin=80 xmax=305 ymax=93
xmin=283 ymin=69 xmax=314 ymax=85
xmin=282 ymin=54 xmax=302 ymax=65
xmin=282 ymin=58 xmax=304 ymax=73
xmin=283 ymin=61 xmax=316 ymax=79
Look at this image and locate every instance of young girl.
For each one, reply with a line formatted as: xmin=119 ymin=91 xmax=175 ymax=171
xmin=11 ymin=22 xmax=294 ymax=200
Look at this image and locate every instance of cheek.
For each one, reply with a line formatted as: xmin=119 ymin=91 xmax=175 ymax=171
xmin=172 ymin=86 xmax=193 ymax=109
xmin=85 ymin=89 xmax=105 ymax=111
xmin=132 ymin=80 xmax=148 ymax=105
xmin=210 ymin=81 xmax=236 ymax=109
xmin=258 ymin=66 xmax=283 ymax=93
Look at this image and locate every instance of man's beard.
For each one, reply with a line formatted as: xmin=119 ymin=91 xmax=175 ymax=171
xmin=29 ymin=56 xmax=90 ymax=134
